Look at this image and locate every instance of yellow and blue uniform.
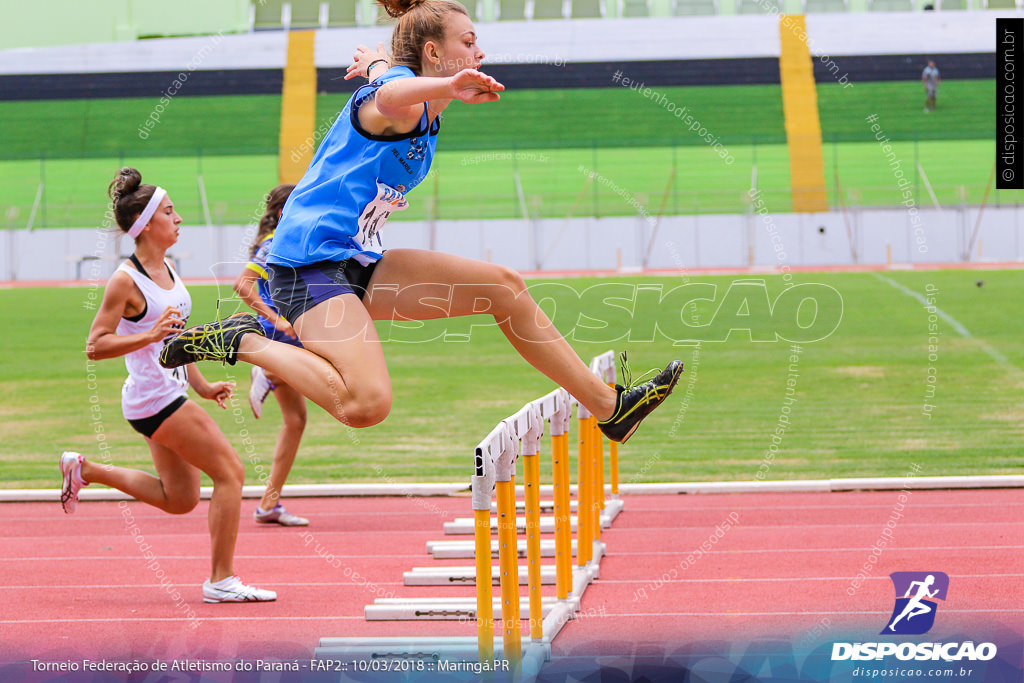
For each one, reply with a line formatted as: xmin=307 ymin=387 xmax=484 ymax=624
xmin=246 ymin=233 xmax=303 ymax=347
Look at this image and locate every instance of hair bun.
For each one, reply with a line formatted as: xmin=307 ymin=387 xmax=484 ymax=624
xmin=108 ymin=167 xmax=143 ymax=202
xmin=377 ymin=0 xmax=426 ymax=18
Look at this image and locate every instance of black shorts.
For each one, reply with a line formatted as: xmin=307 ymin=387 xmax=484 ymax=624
xmin=127 ymin=395 xmax=187 ymax=438
xmin=266 ymin=258 xmax=379 ymax=325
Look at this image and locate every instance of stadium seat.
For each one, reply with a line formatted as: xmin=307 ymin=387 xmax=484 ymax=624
xmin=869 ymin=0 xmax=914 ymax=9
xmin=288 ymin=0 xmax=325 ymax=28
xmin=672 ymin=0 xmax=719 ymax=14
xmin=803 ymin=0 xmax=848 ymax=12
xmin=737 ymin=0 xmax=778 ymax=11
xmin=499 ymin=0 xmax=528 ymax=19
xmin=326 ymin=0 xmax=358 ymax=26
xmin=571 ymin=0 xmax=605 ymax=15
xmin=533 ymin=0 xmax=569 ymax=18
xmin=253 ymin=0 xmax=287 ymax=29
xmin=619 ymin=0 xmax=651 ymax=15
xmin=461 ymin=0 xmax=482 ymax=20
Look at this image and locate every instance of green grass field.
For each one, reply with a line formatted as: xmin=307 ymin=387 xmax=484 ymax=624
xmin=0 ymin=80 xmax=1009 ymax=227
xmin=3 ymin=269 xmax=1021 ymax=489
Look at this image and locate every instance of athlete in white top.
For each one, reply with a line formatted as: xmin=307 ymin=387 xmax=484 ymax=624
xmin=59 ymin=167 xmax=276 ymax=604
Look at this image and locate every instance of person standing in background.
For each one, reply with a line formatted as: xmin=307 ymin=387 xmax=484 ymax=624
xmin=922 ymin=60 xmax=940 ymax=113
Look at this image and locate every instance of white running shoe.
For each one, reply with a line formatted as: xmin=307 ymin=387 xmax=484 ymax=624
xmin=202 ymin=575 xmax=277 ymax=603
xmin=249 ymin=365 xmax=275 ymax=419
xmin=254 ymin=504 xmax=309 ymax=527
xmin=60 ymin=451 xmax=88 ymax=514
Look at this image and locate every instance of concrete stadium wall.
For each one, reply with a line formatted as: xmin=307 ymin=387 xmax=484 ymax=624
xmin=1 ymin=12 xmax=999 ymax=75
xmin=3 ymin=206 xmax=1020 ymax=283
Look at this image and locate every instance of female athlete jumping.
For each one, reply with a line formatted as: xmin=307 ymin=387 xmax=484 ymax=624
xmin=61 ymin=168 xmax=276 ymax=603
xmin=160 ymin=0 xmax=682 ymax=443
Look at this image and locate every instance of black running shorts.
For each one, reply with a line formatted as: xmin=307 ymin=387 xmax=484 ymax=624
xmin=266 ymin=258 xmax=379 ymax=325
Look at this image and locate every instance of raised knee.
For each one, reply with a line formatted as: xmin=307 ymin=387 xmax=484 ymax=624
xmin=336 ymin=391 xmax=391 ymax=428
xmin=495 ymin=265 xmax=527 ymax=296
xmin=165 ymin=494 xmax=200 ymax=515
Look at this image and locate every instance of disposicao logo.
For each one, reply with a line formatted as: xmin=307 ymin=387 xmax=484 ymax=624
xmin=831 ymin=570 xmax=998 ymax=663
xmin=881 ymin=571 xmax=948 ymax=635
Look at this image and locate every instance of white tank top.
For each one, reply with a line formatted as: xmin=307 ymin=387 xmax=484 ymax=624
xmin=114 ymin=260 xmax=193 ymax=420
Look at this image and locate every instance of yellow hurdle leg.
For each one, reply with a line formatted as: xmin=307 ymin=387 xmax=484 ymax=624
xmin=474 ymin=508 xmax=494 ymax=662
xmin=608 ymin=381 xmax=620 ymax=498
xmin=577 ymin=414 xmax=593 ymax=566
xmin=495 ymin=479 xmax=521 ymax=662
xmin=551 ymin=433 xmax=570 ymax=599
xmin=610 ymin=439 xmax=619 ymax=497
xmin=523 ymin=452 xmax=543 ymax=640
xmin=591 ymin=416 xmax=602 ymax=541
xmin=596 ymin=423 xmax=606 ymax=512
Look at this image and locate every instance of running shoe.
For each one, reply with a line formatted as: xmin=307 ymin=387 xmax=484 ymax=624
xmin=254 ymin=504 xmax=309 ymax=527
xmin=159 ymin=313 xmax=265 ymax=368
xmin=597 ymin=354 xmax=684 ymax=444
xmin=202 ymin=575 xmax=277 ymax=603
xmin=249 ymin=366 xmax=275 ymax=419
xmin=59 ymin=451 xmax=88 ymax=514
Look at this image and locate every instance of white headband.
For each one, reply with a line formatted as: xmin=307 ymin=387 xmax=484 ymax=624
xmin=127 ymin=187 xmax=167 ymax=239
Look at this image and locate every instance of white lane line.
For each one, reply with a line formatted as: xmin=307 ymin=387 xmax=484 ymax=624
xmin=7 ymin=574 xmax=1023 ymax=591
xmin=595 ymin=573 xmax=1024 ymax=584
xmin=3 ymin=520 xmax=1020 ymax=545
xmin=0 ymin=616 xmax=369 ymax=625
xmin=599 ymin=609 xmax=1023 ymax=618
xmin=2 ymin=545 xmax=1020 ymax=562
xmin=6 ymin=610 xmax=1015 ymax=626
xmin=873 ymin=273 xmax=1021 ymax=375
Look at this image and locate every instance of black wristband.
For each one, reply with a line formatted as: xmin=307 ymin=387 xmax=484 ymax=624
xmin=367 ymin=59 xmax=388 ymax=77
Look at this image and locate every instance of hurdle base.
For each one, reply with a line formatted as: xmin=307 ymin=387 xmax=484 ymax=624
xmin=600 ymin=497 xmax=625 ymax=527
xmin=365 ymin=596 xmax=559 ymax=621
xmin=315 ymin=636 xmax=550 ymax=674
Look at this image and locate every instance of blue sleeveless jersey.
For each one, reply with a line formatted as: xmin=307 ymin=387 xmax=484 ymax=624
xmin=268 ymin=66 xmax=441 ymax=267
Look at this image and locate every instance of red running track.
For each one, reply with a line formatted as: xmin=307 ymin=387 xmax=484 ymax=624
xmin=1 ymin=489 xmax=1021 ymax=666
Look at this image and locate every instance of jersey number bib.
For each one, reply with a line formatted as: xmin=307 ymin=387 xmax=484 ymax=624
xmin=356 ymin=180 xmax=409 ymax=252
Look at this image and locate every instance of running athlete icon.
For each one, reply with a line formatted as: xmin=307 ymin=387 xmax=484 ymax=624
xmin=888 ymin=574 xmax=938 ymax=632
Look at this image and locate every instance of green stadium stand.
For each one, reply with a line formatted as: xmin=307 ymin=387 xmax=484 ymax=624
xmin=619 ymin=0 xmax=651 ymax=15
xmin=984 ymin=0 xmax=1020 ymax=8
xmin=254 ymin=0 xmax=287 ymax=29
xmin=737 ymin=0 xmax=776 ymax=12
xmin=869 ymin=0 xmax=914 ymax=10
xmin=532 ymin=0 xmax=568 ymax=18
xmin=498 ymin=0 xmax=528 ymax=19
xmin=571 ymin=0 xmax=605 ymax=16
xmin=288 ymin=0 xmax=326 ymax=28
xmin=325 ymin=0 xmax=359 ymax=26
xmin=673 ymin=0 xmax=719 ymax=14
xmin=803 ymin=0 xmax=848 ymax=11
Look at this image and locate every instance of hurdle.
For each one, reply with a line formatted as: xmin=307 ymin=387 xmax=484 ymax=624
xmin=315 ymin=351 xmax=624 ymax=671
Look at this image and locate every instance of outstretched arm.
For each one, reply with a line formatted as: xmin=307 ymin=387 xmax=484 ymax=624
xmin=358 ymin=69 xmax=504 ymax=137
xmin=903 ymin=580 xmax=924 ymax=598
xmin=86 ymin=272 xmax=184 ymax=360
xmin=233 ymin=266 xmax=296 ymax=338
xmin=186 ymin=364 xmax=234 ymax=409
xmin=346 ymin=43 xmax=390 ymax=82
